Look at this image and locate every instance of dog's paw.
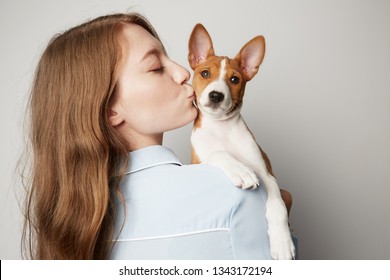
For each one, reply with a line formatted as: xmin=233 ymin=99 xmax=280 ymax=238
xmin=269 ymin=232 xmax=296 ymax=260
xmin=224 ymin=163 xmax=259 ymax=189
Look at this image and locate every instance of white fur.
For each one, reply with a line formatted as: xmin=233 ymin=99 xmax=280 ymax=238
xmin=191 ymin=62 xmax=295 ymax=260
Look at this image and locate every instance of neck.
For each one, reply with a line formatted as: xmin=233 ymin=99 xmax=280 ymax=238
xmin=118 ymin=127 xmax=163 ymax=151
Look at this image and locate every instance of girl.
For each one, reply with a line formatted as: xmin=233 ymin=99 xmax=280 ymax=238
xmin=23 ymin=12 xmax=292 ymax=260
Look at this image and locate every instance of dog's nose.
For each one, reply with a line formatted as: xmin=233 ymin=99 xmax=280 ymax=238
xmin=209 ymin=91 xmax=224 ymax=103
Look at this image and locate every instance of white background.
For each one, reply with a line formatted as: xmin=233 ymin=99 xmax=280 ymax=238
xmin=1 ymin=0 xmax=389 ymax=259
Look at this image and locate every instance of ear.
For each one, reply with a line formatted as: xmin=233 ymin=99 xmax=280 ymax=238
xmin=108 ymin=102 xmax=124 ymax=127
xmin=234 ymin=36 xmax=265 ymax=81
xmin=188 ymin=24 xmax=215 ymax=70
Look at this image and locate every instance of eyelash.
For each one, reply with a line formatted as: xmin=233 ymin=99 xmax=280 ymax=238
xmin=152 ymin=66 xmax=165 ymax=73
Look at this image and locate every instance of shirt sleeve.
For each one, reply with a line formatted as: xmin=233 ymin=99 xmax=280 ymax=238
xmin=229 ymin=183 xmax=272 ymax=259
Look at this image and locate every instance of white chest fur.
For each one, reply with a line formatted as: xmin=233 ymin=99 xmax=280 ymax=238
xmin=192 ymin=114 xmax=263 ymax=173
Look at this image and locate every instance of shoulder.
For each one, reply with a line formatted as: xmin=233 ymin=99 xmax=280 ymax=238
xmin=122 ymin=162 xmax=266 ymax=210
xmin=163 ymin=163 xmax=241 ymax=213
xmin=179 ymin=163 xmax=236 ymax=191
xmin=178 ymin=163 xmax=267 ymax=205
xmin=123 ymin=162 xmax=238 ymax=201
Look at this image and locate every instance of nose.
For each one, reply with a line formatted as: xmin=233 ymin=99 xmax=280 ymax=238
xmin=172 ymin=62 xmax=190 ymax=85
xmin=209 ymin=91 xmax=224 ymax=103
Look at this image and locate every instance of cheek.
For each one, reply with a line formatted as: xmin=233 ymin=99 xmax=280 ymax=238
xmin=123 ymin=80 xmax=165 ymax=113
xmin=151 ymin=96 xmax=196 ymax=131
xmin=192 ymin=76 xmax=202 ymax=94
xmin=127 ymin=96 xmax=163 ymax=130
xmin=116 ymin=72 xmax=179 ymax=133
xmin=192 ymin=76 xmax=209 ymax=100
xmin=132 ymin=102 xmax=196 ymax=134
xmin=228 ymin=82 xmax=245 ymax=103
xmin=124 ymin=86 xmax=196 ymax=134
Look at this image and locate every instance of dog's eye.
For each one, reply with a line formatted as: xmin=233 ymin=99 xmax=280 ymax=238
xmin=201 ymin=70 xmax=210 ymax=78
xmin=230 ymin=76 xmax=240 ymax=84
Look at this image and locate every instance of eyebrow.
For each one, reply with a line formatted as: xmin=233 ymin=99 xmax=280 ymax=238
xmin=140 ymin=47 xmax=163 ymax=63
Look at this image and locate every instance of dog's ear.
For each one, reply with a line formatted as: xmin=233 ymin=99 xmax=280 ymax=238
xmin=234 ymin=36 xmax=265 ymax=81
xmin=188 ymin=24 xmax=215 ymax=70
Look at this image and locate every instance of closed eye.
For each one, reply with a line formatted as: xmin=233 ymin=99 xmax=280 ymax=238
xmin=151 ymin=66 xmax=165 ymax=73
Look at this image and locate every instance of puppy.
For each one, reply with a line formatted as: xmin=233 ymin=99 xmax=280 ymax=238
xmin=188 ymin=24 xmax=295 ymax=259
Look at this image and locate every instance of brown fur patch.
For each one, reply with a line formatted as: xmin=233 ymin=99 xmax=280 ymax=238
xmin=191 ymin=147 xmax=200 ymax=164
xmin=193 ymin=109 xmax=202 ymax=129
xmin=192 ymin=56 xmax=223 ymax=101
xmin=259 ymin=146 xmax=274 ymax=177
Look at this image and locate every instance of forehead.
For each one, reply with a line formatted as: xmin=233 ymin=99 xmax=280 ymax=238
xmin=120 ymin=23 xmax=163 ymax=59
xmin=196 ymin=56 xmax=241 ymax=75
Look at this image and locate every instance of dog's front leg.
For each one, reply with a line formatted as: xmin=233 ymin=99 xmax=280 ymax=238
xmin=204 ymin=151 xmax=259 ymax=189
xmin=260 ymin=174 xmax=296 ymax=260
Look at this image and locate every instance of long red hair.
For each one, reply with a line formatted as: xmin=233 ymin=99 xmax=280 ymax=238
xmin=22 ymin=13 xmax=162 ymax=259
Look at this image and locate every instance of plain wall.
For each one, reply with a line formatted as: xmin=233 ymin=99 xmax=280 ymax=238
xmin=1 ymin=0 xmax=389 ymax=259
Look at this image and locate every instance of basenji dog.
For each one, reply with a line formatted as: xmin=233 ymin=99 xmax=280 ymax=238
xmin=188 ymin=24 xmax=295 ymax=260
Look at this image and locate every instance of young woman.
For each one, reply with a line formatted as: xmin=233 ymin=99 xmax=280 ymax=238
xmin=23 ymin=12 xmax=293 ymax=259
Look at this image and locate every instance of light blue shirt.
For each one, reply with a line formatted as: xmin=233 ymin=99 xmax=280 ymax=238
xmin=110 ymin=145 xmax=272 ymax=259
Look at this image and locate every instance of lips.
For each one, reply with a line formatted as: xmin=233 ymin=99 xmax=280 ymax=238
xmin=188 ymin=92 xmax=196 ymax=100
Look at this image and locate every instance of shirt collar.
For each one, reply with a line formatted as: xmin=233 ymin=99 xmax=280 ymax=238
xmin=126 ymin=145 xmax=182 ymax=174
